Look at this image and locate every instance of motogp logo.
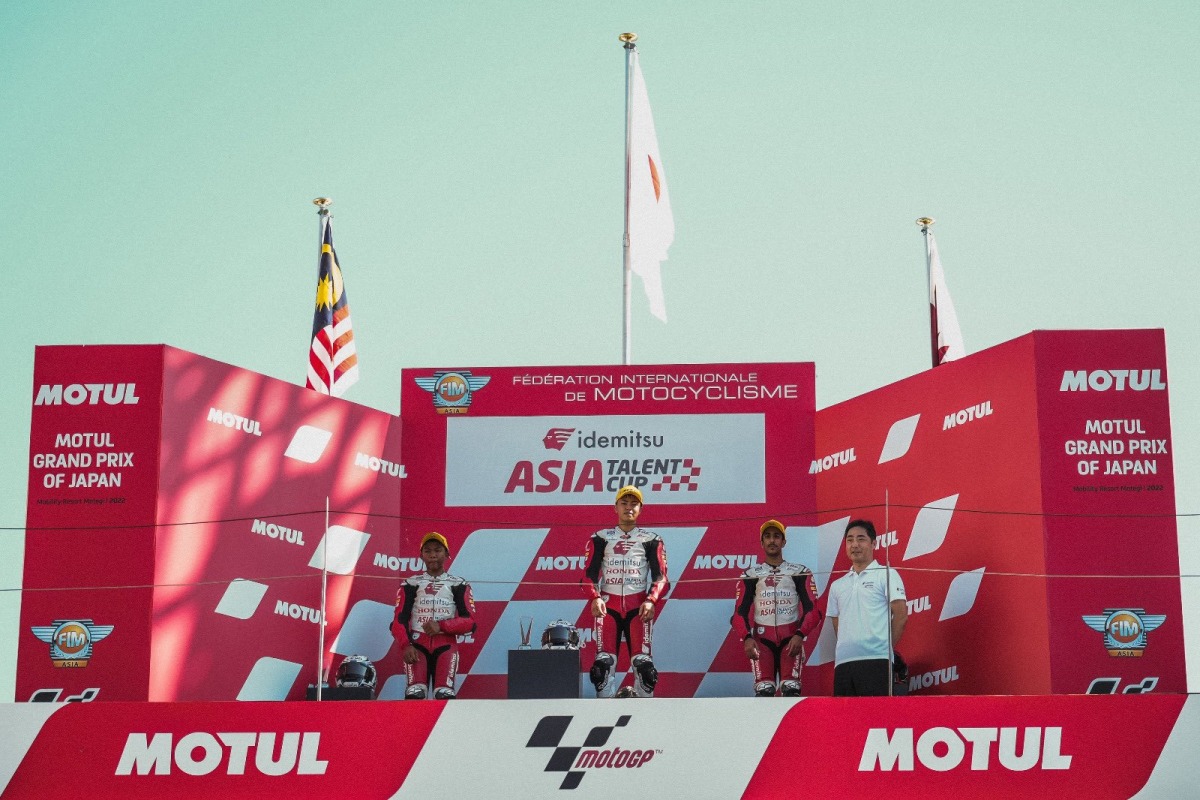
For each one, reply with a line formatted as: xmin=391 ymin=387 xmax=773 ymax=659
xmin=526 ymin=715 xmax=659 ymax=790
xmin=1081 ymin=608 xmax=1166 ymax=656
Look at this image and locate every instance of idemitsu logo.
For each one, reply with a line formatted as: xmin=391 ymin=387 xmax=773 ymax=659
xmin=859 ymin=726 xmax=1072 ymax=772
xmin=543 ymin=428 xmax=575 ymax=450
xmin=526 ymin=715 xmax=659 ymax=790
xmin=115 ymin=731 xmax=328 ymax=776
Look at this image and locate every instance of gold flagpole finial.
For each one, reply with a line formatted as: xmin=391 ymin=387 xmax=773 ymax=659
xmin=619 ymin=32 xmax=637 ymax=45
xmin=314 ymin=197 xmax=332 ymax=216
xmin=916 ymin=217 xmax=935 ymax=228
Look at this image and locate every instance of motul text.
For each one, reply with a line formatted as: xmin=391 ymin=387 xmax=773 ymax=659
xmin=115 ymin=731 xmax=328 ymax=776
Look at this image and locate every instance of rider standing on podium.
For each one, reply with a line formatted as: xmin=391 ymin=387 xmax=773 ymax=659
xmin=733 ymin=519 xmax=823 ymax=697
xmin=582 ymin=485 xmax=669 ymax=698
xmin=392 ymin=532 xmax=476 ymax=700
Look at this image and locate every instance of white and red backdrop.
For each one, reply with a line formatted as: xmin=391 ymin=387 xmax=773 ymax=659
xmin=397 ymin=362 xmax=816 ymax=698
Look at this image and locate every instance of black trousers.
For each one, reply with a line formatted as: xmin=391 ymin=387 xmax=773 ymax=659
xmin=833 ymin=659 xmax=890 ymax=696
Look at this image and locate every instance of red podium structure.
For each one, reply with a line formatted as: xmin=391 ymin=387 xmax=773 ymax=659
xmin=809 ymin=329 xmax=1185 ymax=695
xmin=20 ymin=345 xmax=402 ymax=702
xmin=16 ymin=330 xmax=1186 ymax=705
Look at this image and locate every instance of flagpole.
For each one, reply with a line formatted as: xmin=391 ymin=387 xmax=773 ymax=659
xmin=620 ymin=33 xmax=637 ymax=366
xmin=884 ymin=489 xmax=894 ymax=696
xmin=317 ymin=496 xmax=330 ymax=700
xmin=312 ymin=198 xmax=331 ymax=399
xmin=917 ymin=217 xmax=936 ymax=368
xmin=315 ymin=197 xmax=331 ymax=245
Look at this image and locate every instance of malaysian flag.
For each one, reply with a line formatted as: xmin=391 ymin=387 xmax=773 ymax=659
xmin=306 ymin=215 xmax=359 ymax=396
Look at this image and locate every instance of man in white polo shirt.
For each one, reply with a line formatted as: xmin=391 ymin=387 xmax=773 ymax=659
xmin=827 ymin=519 xmax=907 ymax=696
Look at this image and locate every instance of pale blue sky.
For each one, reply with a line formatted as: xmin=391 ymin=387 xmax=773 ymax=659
xmin=3 ymin=1 xmax=1197 ymax=697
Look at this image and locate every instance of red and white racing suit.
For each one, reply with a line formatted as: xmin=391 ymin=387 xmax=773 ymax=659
xmin=583 ymin=527 xmax=669 ymax=697
xmin=392 ymin=572 xmax=476 ymax=699
xmin=733 ymin=560 xmax=822 ymax=696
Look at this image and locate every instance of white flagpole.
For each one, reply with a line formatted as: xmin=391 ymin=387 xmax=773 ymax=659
xmin=885 ymin=489 xmax=894 ymax=696
xmin=315 ymin=197 xmax=331 ymax=254
xmin=311 ymin=198 xmax=332 ymax=396
xmin=317 ymin=496 xmax=330 ymax=700
xmin=620 ymin=33 xmax=637 ymax=366
xmin=917 ymin=217 xmax=936 ymax=369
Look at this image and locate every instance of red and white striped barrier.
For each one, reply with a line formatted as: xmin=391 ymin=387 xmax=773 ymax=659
xmin=2 ymin=694 xmax=1195 ymax=798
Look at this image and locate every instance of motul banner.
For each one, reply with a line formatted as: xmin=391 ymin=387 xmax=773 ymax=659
xmin=1031 ymin=330 xmax=1180 ymax=693
xmin=810 ymin=330 xmax=1185 ymax=696
xmin=19 ymin=346 xmax=402 ymax=703
xmin=22 ymin=345 xmax=166 ymax=701
xmin=1 ymin=695 xmax=1195 ymax=798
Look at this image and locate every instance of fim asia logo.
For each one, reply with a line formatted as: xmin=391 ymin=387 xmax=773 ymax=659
xmin=30 ymin=619 xmax=114 ymax=667
xmin=415 ymin=371 xmax=490 ymax=415
xmin=527 ymin=714 xmax=659 ymax=790
xmin=1081 ymin=608 xmax=1165 ymax=657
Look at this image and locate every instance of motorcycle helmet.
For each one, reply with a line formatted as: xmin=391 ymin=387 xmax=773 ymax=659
xmin=335 ymin=654 xmax=377 ymax=690
xmin=541 ymin=620 xmax=580 ymax=650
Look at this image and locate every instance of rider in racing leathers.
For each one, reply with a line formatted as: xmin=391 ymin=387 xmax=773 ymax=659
xmin=733 ymin=519 xmax=823 ymax=697
xmin=583 ymin=485 xmax=669 ymax=698
xmin=392 ymin=532 xmax=476 ymax=699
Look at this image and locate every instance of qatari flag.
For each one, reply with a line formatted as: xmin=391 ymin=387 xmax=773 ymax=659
xmin=928 ymin=230 xmax=965 ymax=366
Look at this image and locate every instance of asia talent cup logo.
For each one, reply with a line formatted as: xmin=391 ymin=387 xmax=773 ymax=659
xmin=30 ymin=619 xmax=114 ymax=667
xmin=1081 ymin=608 xmax=1165 ymax=657
xmin=415 ymin=371 xmax=490 ymax=414
xmin=526 ymin=714 xmax=660 ymax=791
xmin=529 ymin=426 xmax=702 ymax=494
xmin=444 ymin=413 xmax=762 ymax=507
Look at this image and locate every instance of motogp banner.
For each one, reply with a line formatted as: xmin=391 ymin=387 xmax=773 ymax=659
xmin=1 ymin=695 xmax=1196 ymax=798
xmin=400 ymin=363 xmax=816 ymax=698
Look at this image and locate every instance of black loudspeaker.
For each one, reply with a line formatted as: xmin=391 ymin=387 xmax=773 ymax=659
xmin=305 ymin=684 xmax=374 ymax=700
xmin=507 ymin=649 xmax=581 ymax=699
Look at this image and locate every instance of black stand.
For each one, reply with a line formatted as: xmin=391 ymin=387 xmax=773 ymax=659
xmin=506 ymin=649 xmax=581 ymax=699
xmin=305 ymin=684 xmax=374 ymax=700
